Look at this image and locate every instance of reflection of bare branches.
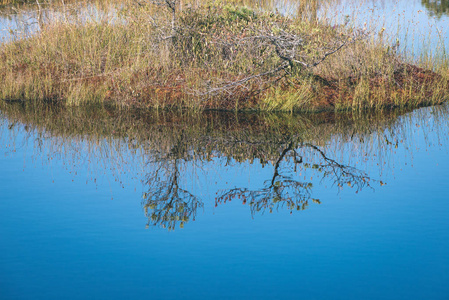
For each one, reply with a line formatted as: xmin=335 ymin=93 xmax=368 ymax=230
xmin=136 ymin=112 xmax=378 ymax=225
xmin=143 ymin=158 xmax=203 ymax=230
xmin=216 ymin=178 xmax=314 ymax=216
xmin=216 ymin=140 xmax=374 ymax=216
xmin=302 ymin=143 xmax=373 ymax=192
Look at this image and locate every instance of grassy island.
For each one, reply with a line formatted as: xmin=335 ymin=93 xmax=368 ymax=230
xmin=0 ymin=0 xmax=448 ymax=111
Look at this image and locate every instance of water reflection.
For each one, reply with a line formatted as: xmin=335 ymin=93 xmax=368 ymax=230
xmin=1 ymin=101 xmax=448 ymax=230
xmin=143 ymin=155 xmax=204 ymax=230
xmin=140 ymin=123 xmax=376 ymax=228
xmin=215 ymin=141 xmax=374 ymax=216
xmin=421 ymin=0 xmax=449 ymax=18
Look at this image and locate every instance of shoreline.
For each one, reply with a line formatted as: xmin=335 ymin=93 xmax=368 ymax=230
xmin=0 ymin=1 xmax=448 ymax=112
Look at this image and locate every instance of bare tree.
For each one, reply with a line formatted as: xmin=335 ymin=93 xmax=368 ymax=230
xmin=132 ymin=1 xmax=368 ymax=102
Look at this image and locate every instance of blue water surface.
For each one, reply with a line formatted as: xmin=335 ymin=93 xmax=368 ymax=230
xmin=1 ymin=104 xmax=449 ymax=300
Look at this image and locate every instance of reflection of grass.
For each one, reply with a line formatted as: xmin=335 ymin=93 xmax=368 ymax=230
xmin=2 ymin=101 xmax=449 ymax=229
xmin=0 ymin=100 xmax=407 ymax=153
xmin=1 ymin=100 xmax=443 ymax=167
xmin=0 ymin=0 xmax=447 ymax=111
xmin=421 ymin=0 xmax=449 ymax=19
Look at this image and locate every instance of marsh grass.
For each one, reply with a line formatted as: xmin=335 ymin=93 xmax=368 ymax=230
xmin=0 ymin=0 xmax=448 ymax=111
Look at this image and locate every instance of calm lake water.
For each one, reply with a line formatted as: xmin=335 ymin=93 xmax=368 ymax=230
xmin=1 ymin=0 xmax=449 ymax=300
xmin=1 ymin=103 xmax=449 ymax=299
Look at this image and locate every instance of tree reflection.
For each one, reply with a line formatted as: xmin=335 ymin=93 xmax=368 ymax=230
xmin=421 ymin=0 xmax=449 ymax=18
xmin=143 ymin=158 xmax=203 ymax=230
xmin=140 ymin=127 xmax=376 ymax=228
xmin=142 ymin=132 xmax=204 ymax=230
xmin=4 ymin=101 xmax=443 ymax=231
xmin=215 ymin=142 xmax=314 ymax=215
xmin=215 ymin=141 xmax=374 ymax=216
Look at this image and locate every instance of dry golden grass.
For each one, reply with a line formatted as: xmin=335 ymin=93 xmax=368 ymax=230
xmin=0 ymin=0 xmax=447 ymax=111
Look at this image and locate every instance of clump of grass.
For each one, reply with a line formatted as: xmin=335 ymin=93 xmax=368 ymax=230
xmin=262 ymin=79 xmax=315 ymax=112
xmin=0 ymin=0 xmax=448 ymax=111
